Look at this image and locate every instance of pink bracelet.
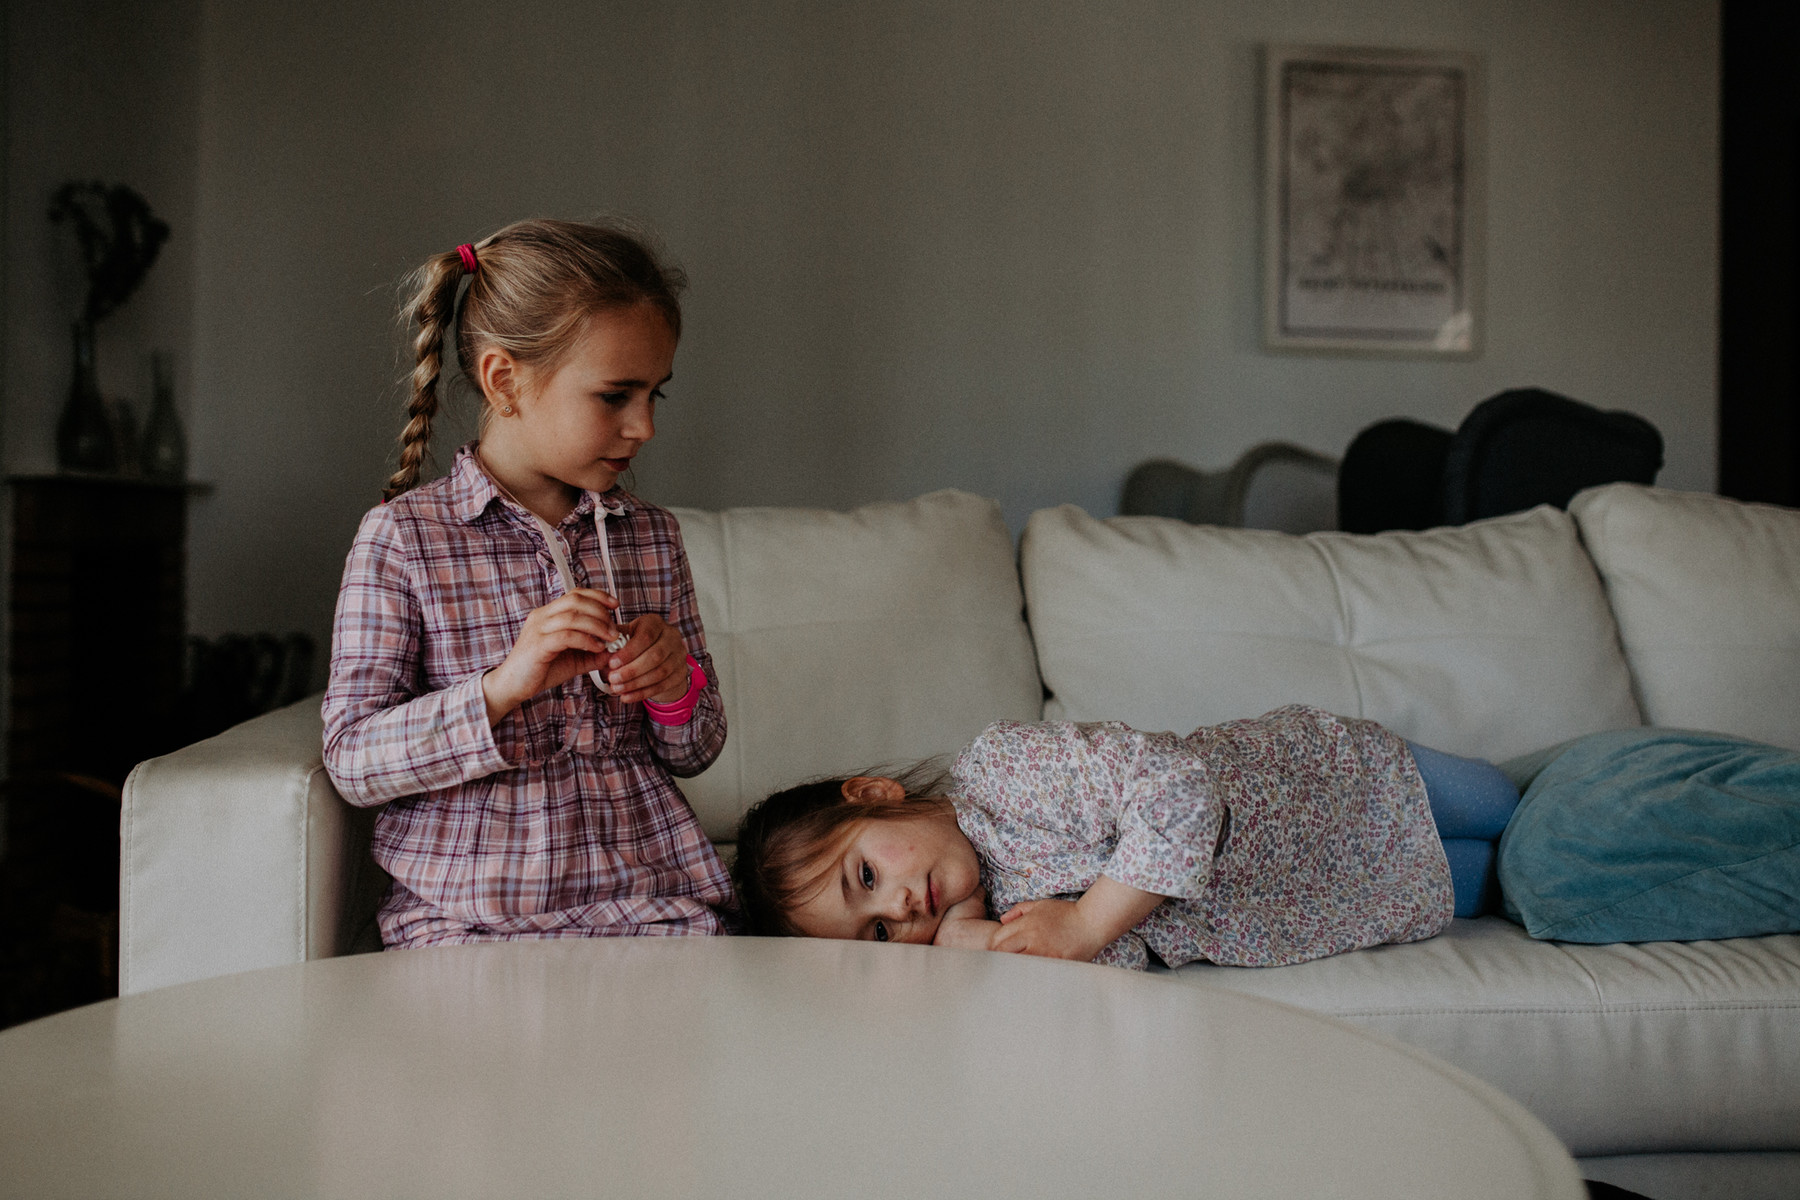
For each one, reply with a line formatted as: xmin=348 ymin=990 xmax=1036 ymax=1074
xmin=644 ymin=656 xmax=706 ymax=725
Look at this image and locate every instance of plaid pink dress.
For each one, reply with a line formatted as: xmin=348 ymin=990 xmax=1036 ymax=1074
xmin=323 ymin=444 xmax=733 ymax=947
xmin=951 ymin=706 xmax=1453 ymax=969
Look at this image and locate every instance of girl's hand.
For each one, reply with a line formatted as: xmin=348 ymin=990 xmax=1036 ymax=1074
xmin=602 ymin=613 xmax=690 ymax=705
xmin=482 ymin=589 xmax=624 ymax=724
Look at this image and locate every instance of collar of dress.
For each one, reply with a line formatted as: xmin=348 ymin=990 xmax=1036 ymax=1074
xmin=445 ymin=441 xmax=634 ymax=528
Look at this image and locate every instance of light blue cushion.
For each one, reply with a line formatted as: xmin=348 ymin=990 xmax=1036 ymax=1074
xmin=1498 ymin=728 xmax=1800 ymax=943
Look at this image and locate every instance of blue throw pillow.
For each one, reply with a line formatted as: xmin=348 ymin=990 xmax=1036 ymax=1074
xmin=1498 ymin=728 xmax=1800 ymax=943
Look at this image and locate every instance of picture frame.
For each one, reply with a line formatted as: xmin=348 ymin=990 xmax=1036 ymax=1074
xmin=1262 ymin=44 xmax=1484 ymax=356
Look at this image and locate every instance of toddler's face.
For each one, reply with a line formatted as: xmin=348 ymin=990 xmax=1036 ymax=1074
xmin=787 ymin=802 xmax=981 ymax=945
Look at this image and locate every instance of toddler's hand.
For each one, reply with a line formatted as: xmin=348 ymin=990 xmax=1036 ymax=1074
xmin=992 ymin=898 xmax=1110 ymax=962
xmin=932 ymin=916 xmax=1001 ymax=951
xmin=993 ymin=877 xmax=1164 ymax=963
xmin=931 ymin=887 xmax=998 ymax=951
xmin=602 ymin=613 xmax=690 ymax=705
xmin=482 ymin=589 xmax=624 ymax=724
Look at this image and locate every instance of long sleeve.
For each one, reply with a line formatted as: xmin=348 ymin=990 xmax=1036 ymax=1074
xmin=640 ymin=521 xmax=726 ymax=778
xmin=322 ymin=507 xmax=510 ymax=807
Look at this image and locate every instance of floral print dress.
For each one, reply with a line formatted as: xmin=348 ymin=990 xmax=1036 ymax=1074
xmin=949 ymin=705 xmax=1453 ymax=969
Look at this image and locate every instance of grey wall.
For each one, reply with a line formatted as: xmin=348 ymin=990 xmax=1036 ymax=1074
xmin=1 ymin=0 xmax=202 ymax=776
xmin=5 ymin=1 xmax=1720 ymax=678
xmin=4 ymin=0 xmax=201 ymax=465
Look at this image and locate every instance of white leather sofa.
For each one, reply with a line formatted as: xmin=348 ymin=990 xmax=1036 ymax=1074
xmin=120 ymin=483 xmax=1800 ymax=1200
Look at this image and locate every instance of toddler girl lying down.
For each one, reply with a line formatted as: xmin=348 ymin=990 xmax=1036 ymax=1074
xmin=732 ymin=704 xmax=1517 ymax=969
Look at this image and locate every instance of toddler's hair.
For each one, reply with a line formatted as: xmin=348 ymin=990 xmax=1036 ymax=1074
xmin=385 ymin=217 xmax=687 ymax=500
xmin=732 ymin=760 xmax=952 ymax=936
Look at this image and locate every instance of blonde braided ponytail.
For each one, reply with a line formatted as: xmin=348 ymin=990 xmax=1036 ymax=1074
xmin=385 ymin=249 xmax=468 ymax=500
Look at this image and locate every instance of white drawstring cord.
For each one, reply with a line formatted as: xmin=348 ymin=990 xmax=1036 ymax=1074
xmin=530 ymin=494 xmax=628 ymax=694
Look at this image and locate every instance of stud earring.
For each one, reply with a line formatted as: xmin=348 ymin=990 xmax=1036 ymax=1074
xmin=502 ymin=405 xmax=514 ymax=415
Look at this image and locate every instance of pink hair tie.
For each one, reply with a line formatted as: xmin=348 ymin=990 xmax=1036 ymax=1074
xmin=456 ymin=243 xmax=479 ymax=275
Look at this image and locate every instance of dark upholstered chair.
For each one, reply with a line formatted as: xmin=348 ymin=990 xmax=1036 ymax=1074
xmin=1337 ymin=419 xmax=1454 ymax=535
xmin=1337 ymin=389 xmax=1664 ymax=534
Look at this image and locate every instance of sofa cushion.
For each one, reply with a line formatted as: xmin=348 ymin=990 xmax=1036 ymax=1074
xmin=1021 ymin=504 xmax=1642 ymax=763
xmin=1170 ymin=918 xmax=1800 ymax=1157
xmin=1569 ymin=483 xmax=1800 ymax=752
xmin=669 ymin=490 xmax=1043 ymax=841
xmin=1498 ymin=727 xmax=1800 ymax=943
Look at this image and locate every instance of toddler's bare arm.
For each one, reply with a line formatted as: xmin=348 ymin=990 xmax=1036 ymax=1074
xmin=932 ymin=888 xmax=1000 ymax=950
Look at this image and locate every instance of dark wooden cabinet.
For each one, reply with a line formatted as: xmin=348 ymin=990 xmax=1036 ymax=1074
xmin=2 ymin=473 xmax=203 ymax=1026
xmin=8 ymin=474 xmax=195 ymax=785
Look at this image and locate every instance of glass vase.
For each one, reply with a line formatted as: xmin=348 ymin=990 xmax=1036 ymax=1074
xmin=141 ymin=351 xmax=187 ymax=481
xmin=56 ymin=321 xmax=117 ymax=473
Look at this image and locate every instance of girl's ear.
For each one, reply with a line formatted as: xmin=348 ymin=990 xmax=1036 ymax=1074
xmin=841 ymin=776 xmax=906 ymax=805
xmin=475 ymin=346 xmax=521 ymax=414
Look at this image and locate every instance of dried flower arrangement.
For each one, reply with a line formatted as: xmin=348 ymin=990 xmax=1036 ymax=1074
xmin=49 ymin=181 xmax=171 ymax=327
xmin=47 ymin=182 xmax=173 ymax=473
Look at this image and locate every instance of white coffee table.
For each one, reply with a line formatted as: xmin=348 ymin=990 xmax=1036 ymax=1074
xmin=0 ymin=938 xmax=1584 ymax=1198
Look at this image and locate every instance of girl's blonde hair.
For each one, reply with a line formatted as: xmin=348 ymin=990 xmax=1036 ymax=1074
xmin=385 ymin=217 xmax=687 ymax=500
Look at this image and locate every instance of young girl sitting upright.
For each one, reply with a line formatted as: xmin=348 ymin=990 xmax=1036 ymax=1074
xmin=324 ymin=218 xmax=733 ymax=948
xmin=732 ymin=705 xmax=1520 ymax=969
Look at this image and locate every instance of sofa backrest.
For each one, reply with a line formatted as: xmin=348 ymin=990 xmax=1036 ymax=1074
xmin=1570 ymin=483 xmax=1800 ymax=752
xmin=1020 ymin=503 xmax=1643 ymax=763
xmin=670 ymin=489 xmax=1043 ymax=841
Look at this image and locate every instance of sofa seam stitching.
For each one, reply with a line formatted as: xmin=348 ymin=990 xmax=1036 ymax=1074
xmin=1314 ymin=1002 xmax=1800 ymax=1016
xmin=719 ymin=511 xmax=745 ymax=806
xmin=119 ymin=763 xmax=139 ymax=990
xmin=295 ymin=757 xmax=310 ymax=960
xmin=302 ymin=761 xmax=333 ymax=959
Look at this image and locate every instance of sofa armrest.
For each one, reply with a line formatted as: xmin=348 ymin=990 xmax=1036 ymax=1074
xmin=119 ymin=694 xmax=385 ymax=995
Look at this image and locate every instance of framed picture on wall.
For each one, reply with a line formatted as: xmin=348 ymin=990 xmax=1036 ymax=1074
xmin=1263 ymin=45 xmax=1484 ymax=356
